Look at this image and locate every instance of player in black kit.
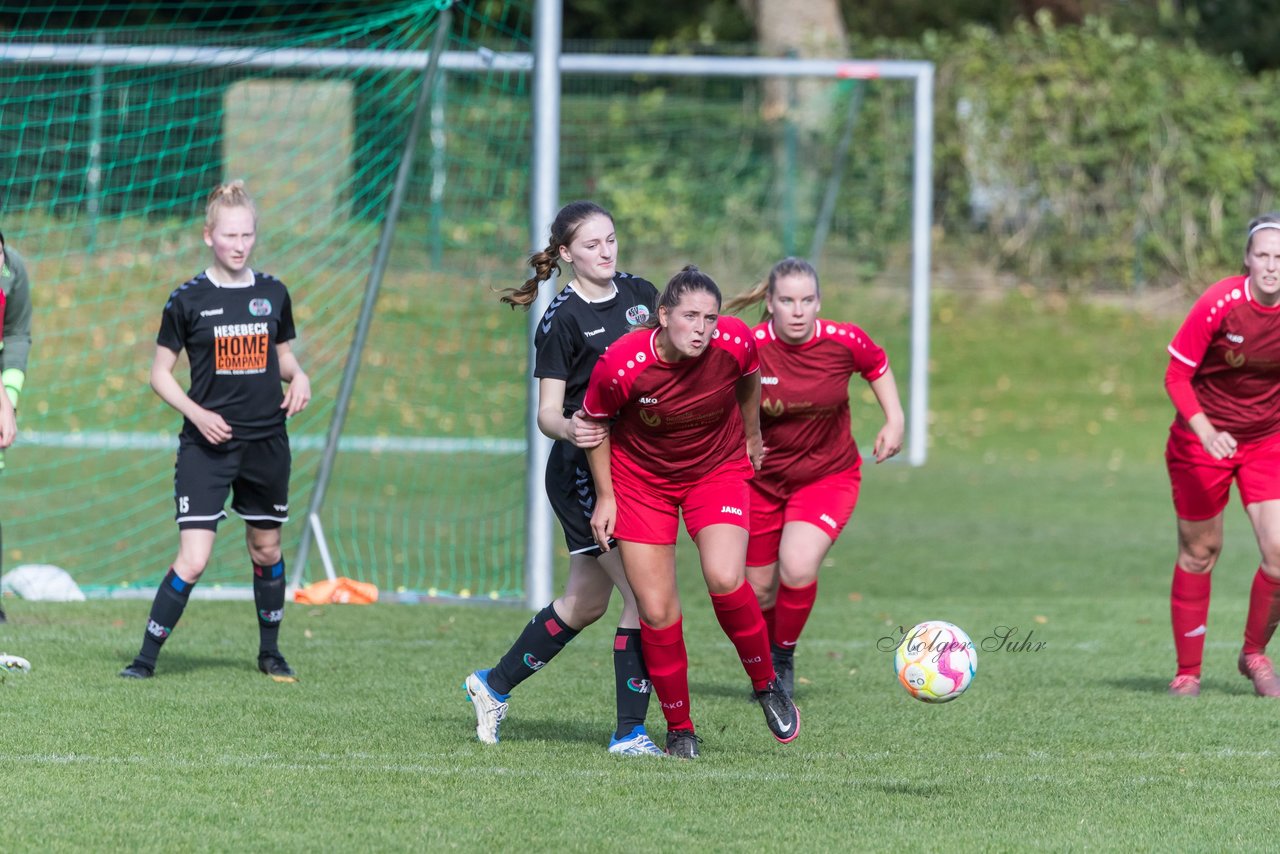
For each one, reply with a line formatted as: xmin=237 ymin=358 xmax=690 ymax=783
xmin=464 ymin=201 xmax=663 ymax=755
xmin=120 ymin=181 xmax=311 ymax=681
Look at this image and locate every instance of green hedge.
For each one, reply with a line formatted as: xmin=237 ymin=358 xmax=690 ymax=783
xmin=918 ymin=14 xmax=1280 ymax=289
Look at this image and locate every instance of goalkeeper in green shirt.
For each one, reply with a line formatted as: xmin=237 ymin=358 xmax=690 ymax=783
xmin=0 ymin=231 xmax=31 ymax=623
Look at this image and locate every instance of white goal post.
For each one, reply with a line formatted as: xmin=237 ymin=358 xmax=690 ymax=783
xmin=0 ymin=3 xmax=932 ymax=608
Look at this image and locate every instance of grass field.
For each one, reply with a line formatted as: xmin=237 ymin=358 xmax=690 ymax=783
xmin=5 ymin=284 xmax=1276 ymax=851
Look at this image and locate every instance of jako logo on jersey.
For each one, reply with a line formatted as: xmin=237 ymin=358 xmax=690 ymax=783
xmin=639 ymin=397 xmax=659 ymax=405
xmin=146 ymin=619 xmax=171 ymax=640
xmin=1226 ymin=333 xmax=1244 ymax=344
xmin=820 ymin=513 xmax=838 ymax=528
xmin=625 ymin=305 xmax=651 ymax=325
xmin=259 ymin=608 xmax=284 ymax=623
xmin=761 ymin=376 xmax=779 ymax=385
xmin=720 ymin=505 xmax=743 ymax=516
xmin=583 ymin=327 xmax=606 ymax=337
xmin=200 ymin=308 xmax=225 ymax=317
xmin=627 ymin=678 xmax=652 ymax=694
xmin=248 ymin=298 xmax=272 ymax=316
xmin=522 ymin=653 xmax=546 ymax=671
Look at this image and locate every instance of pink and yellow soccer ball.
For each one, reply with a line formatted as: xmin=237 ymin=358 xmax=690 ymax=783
xmin=894 ymin=620 xmax=977 ymax=703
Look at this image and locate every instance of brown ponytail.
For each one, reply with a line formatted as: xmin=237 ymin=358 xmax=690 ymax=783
xmin=499 ymin=200 xmax=614 ymax=309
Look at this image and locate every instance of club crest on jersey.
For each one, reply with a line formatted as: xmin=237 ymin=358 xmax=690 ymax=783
xmin=1225 ymin=350 xmax=1246 ymax=368
xmin=248 ymin=298 xmax=272 ymax=317
xmin=625 ymin=305 xmax=651 ymax=326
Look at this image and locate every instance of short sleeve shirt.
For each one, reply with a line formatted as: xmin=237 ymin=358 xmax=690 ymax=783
xmin=1167 ymin=275 xmax=1280 ymax=442
xmin=582 ymin=314 xmax=759 ymax=481
xmin=157 ymin=270 xmax=296 ymax=441
xmin=533 ymin=272 xmax=658 ymax=415
xmin=751 ymin=318 xmax=888 ymax=497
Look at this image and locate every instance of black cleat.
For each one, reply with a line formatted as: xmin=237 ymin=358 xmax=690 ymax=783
xmin=754 ymin=679 xmax=800 ymax=743
xmin=119 ymin=661 xmax=155 ymax=679
xmin=258 ymin=651 xmax=298 ymax=683
xmin=771 ymin=647 xmax=795 ymax=699
xmin=665 ymin=728 xmax=700 ymax=759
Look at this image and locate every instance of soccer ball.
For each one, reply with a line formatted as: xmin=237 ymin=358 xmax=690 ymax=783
xmin=893 ymin=620 xmax=977 ymax=703
xmin=0 ymin=653 xmax=31 ymax=674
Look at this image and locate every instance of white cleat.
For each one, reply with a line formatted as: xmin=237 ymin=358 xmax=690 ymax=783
xmin=464 ymin=670 xmax=509 ymax=744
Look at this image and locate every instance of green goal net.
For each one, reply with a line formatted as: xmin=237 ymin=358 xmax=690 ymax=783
xmin=0 ymin=1 xmax=534 ymax=600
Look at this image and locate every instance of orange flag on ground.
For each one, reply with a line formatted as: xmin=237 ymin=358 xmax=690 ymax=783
xmin=293 ymin=577 xmax=379 ymax=605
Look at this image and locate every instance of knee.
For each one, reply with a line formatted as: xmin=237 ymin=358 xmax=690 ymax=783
xmin=172 ymin=555 xmax=208 ymax=582
xmin=555 ymin=594 xmax=608 ymax=629
xmin=248 ymin=542 xmax=282 ymax=568
xmin=704 ymin=567 xmax=746 ymax=596
xmin=748 ymin=577 xmax=777 ymax=609
xmin=1178 ymin=541 xmax=1221 ymax=575
xmin=640 ymin=604 xmax=682 ymax=630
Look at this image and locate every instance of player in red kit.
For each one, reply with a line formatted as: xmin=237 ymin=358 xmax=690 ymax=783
xmin=1164 ymin=213 xmax=1280 ymax=697
xmin=725 ymin=257 xmax=903 ymax=698
xmin=582 ymin=265 xmax=799 ymax=759
xmin=119 ymin=181 xmax=311 ymax=681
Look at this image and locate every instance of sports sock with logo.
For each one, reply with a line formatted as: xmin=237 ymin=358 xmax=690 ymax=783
xmin=254 ymin=559 xmax=287 ymax=655
xmin=640 ymin=617 xmax=693 ymax=732
xmin=487 ymin=603 xmax=578 ymax=695
xmin=710 ymin=580 xmax=775 ymax=691
xmin=773 ymin=581 xmax=818 ymax=652
xmin=1170 ymin=564 xmax=1212 ymax=677
xmin=136 ymin=567 xmax=195 ymax=668
xmin=613 ymin=628 xmax=651 ymax=739
xmin=1242 ymin=567 xmax=1280 ymax=655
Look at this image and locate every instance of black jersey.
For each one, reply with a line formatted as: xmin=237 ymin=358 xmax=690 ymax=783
xmin=533 ymin=272 xmax=659 ymax=416
xmin=157 ymin=270 xmax=297 ymax=441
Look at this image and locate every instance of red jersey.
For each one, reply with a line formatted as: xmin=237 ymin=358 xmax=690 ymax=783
xmin=751 ymin=318 xmax=888 ymax=497
xmin=1167 ymin=276 xmax=1280 ymax=442
xmin=582 ymin=315 xmax=759 ymax=482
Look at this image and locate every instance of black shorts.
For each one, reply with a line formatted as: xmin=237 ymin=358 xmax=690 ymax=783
xmin=173 ymin=433 xmax=291 ymax=531
xmin=544 ymin=439 xmax=609 ymax=557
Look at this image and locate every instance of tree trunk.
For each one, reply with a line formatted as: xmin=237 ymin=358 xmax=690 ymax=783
xmin=739 ymin=0 xmax=848 ymax=126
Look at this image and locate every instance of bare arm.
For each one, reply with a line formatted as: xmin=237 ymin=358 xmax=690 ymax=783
xmin=0 ymin=381 xmax=16 ymax=449
xmin=537 ymin=377 xmax=607 ymax=448
xmin=277 ymin=341 xmax=311 ymax=418
xmin=150 ymin=344 xmax=232 ymax=444
xmin=585 ymin=432 xmax=615 ymax=551
xmin=869 ymin=367 xmax=905 ymax=463
xmin=736 ymin=370 xmax=764 ymax=470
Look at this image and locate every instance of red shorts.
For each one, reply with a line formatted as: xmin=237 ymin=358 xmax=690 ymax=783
xmin=1166 ymin=422 xmax=1280 ymax=521
xmin=612 ymin=450 xmax=753 ymax=545
xmin=746 ymin=464 xmax=861 ymax=566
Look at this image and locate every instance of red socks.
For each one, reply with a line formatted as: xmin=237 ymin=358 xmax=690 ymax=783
xmin=773 ymin=581 xmax=817 ymax=651
xmin=640 ymin=618 xmax=693 ymax=732
xmin=761 ymin=605 xmax=776 ymax=646
xmin=710 ymin=580 xmax=775 ymax=690
xmin=1243 ymin=567 xmax=1280 ymax=655
xmin=1170 ymin=564 xmax=1212 ymax=677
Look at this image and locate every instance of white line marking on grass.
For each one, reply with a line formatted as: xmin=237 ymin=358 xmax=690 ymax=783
xmin=23 ymin=430 xmax=525 ymax=454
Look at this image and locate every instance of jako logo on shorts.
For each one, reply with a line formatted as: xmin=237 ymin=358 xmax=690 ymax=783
xmin=523 ymin=653 xmax=546 ymax=671
xmin=248 ymin=298 xmax=272 ymax=316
